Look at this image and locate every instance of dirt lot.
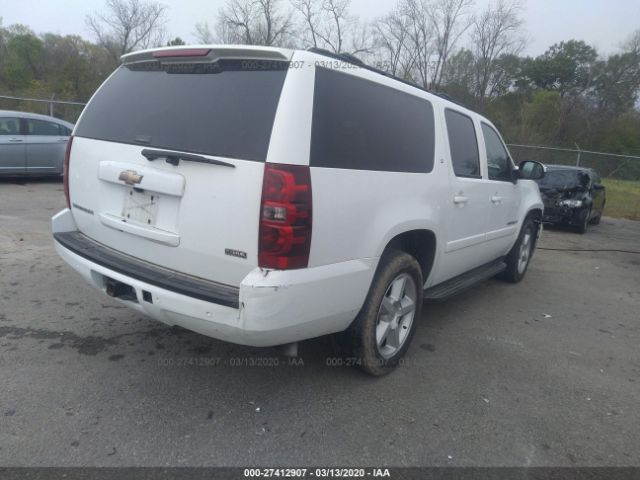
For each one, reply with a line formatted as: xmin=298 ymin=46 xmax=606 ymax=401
xmin=1 ymin=179 xmax=639 ymax=467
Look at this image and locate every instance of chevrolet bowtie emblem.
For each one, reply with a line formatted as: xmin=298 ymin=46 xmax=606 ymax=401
xmin=119 ymin=170 xmax=143 ymax=185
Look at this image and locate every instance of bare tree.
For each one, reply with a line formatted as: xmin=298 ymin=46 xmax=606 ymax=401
xmin=86 ymin=0 xmax=167 ymax=64
xmin=347 ymin=19 xmax=374 ymax=56
xmin=428 ymin=0 xmax=474 ymax=89
xmin=289 ymin=0 xmax=372 ymax=55
xmin=216 ymin=0 xmax=295 ymax=46
xmin=373 ymin=8 xmax=414 ymax=77
xmin=470 ymin=0 xmax=524 ymax=108
xmin=291 ymin=0 xmax=321 ymax=48
xmin=194 ymin=21 xmax=215 ymax=43
xmin=623 ymin=29 xmax=640 ymax=56
xmin=400 ymin=0 xmax=437 ymax=88
xmin=315 ymin=0 xmax=350 ymax=53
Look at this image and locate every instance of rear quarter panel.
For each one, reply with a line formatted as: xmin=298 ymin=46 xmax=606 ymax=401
xmin=276 ymin=55 xmax=451 ymax=281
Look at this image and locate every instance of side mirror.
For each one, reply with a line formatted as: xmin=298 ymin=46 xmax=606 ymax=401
xmin=518 ymin=160 xmax=546 ymax=180
xmin=593 ymin=184 xmax=605 ymax=191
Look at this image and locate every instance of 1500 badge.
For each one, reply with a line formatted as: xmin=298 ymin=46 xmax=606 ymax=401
xmin=225 ymin=249 xmax=247 ymax=259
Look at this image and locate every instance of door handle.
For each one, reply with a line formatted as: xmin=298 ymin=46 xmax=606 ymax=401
xmin=9 ymin=138 xmax=23 ymax=143
xmin=453 ymin=195 xmax=469 ymax=205
xmin=491 ymin=195 xmax=504 ymax=204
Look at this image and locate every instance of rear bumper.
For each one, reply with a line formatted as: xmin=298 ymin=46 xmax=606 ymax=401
xmin=52 ymin=209 xmax=376 ymax=347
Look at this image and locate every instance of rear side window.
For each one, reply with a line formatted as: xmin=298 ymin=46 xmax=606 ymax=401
xmin=311 ymin=68 xmax=435 ymax=173
xmin=445 ymin=109 xmax=480 ymax=178
xmin=26 ymin=119 xmax=67 ymax=136
xmin=74 ymin=60 xmax=288 ymax=162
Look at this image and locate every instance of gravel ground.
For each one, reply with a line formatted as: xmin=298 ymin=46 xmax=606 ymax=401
xmin=1 ymin=179 xmax=639 ymax=467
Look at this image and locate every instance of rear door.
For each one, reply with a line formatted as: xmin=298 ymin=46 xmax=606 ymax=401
xmin=0 ymin=116 xmax=26 ymax=175
xmin=441 ymin=108 xmax=493 ymax=279
xmin=25 ymin=118 xmax=69 ymax=174
xmin=69 ymin=53 xmax=291 ymax=287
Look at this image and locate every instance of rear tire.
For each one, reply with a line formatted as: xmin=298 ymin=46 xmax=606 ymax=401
xmin=500 ymin=216 xmax=537 ymax=283
xmin=345 ymin=250 xmax=423 ymax=376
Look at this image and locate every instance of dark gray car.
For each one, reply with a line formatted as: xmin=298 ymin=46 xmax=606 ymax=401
xmin=0 ymin=110 xmax=74 ymax=176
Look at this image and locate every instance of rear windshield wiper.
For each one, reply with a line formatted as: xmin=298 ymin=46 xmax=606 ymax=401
xmin=141 ymin=149 xmax=235 ymax=168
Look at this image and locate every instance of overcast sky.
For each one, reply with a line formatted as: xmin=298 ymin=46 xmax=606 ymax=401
xmin=1 ymin=0 xmax=638 ymax=56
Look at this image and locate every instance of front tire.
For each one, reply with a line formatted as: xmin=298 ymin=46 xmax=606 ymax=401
xmin=500 ymin=216 xmax=537 ymax=283
xmin=576 ymin=207 xmax=591 ymax=234
xmin=590 ymin=205 xmax=603 ymax=225
xmin=346 ymin=250 xmax=423 ymax=376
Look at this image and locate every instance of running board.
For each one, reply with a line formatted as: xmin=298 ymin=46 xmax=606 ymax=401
xmin=424 ymin=260 xmax=507 ymax=302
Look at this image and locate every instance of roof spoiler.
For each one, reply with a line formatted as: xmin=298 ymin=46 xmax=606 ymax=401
xmin=121 ymin=46 xmax=291 ymax=65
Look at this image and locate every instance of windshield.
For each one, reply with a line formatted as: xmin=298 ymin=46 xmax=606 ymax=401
xmin=74 ymin=59 xmax=289 ymax=162
xmin=537 ymin=169 xmax=584 ymax=189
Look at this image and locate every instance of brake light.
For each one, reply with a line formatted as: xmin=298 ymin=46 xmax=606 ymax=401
xmin=259 ymin=163 xmax=312 ymax=270
xmin=63 ymin=135 xmax=74 ymax=208
xmin=152 ymin=48 xmax=211 ymax=58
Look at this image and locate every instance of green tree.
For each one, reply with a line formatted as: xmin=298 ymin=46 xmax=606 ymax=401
xmin=2 ymin=30 xmax=45 ymax=91
xmin=590 ymin=48 xmax=640 ymax=118
xmin=523 ymin=40 xmax=598 ymax=98
xmin=167 ymin=37 xmax=186 ymax=46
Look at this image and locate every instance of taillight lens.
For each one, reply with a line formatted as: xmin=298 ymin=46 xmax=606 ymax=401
xmin=259 ymin=163 xmax=312 ymax=270
xmin=63 ymin=135 xmax=74 ymax=208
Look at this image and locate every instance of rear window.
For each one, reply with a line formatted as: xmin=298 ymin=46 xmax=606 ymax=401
xmin=310 ymin=67 xmax=435 ymax=173
xmin=74 ymin=60 xmax=288 ymax=162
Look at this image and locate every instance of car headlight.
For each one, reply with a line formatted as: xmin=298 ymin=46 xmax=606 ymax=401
xmin=558 ymin=199 xmax=583 ymax=208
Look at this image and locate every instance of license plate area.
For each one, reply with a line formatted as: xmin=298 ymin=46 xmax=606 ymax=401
xmin=122 ymin=188 xmax=159 ymax=226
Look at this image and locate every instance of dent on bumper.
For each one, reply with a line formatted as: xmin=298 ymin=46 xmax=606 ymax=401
xmin=53 ymin=209 xmax=376 ymax=346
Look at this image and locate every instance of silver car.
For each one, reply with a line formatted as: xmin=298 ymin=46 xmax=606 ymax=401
xmin=0 ymin=110 xmax=74 ymax=176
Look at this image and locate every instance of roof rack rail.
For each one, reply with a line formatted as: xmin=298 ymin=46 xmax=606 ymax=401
xmin=306 ymin=47 xmax=469 ymax=109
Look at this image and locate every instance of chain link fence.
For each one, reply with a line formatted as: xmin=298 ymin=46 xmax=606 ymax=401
xmin=0 ymin=95 xmax=86 ymax=123
xmin=508 ymin=144 xmax=640 ymax=182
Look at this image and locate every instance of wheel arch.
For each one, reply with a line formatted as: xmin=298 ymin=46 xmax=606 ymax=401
xmin=380 ymin=229 xmax=437 ymax=285
xmin=524 ymin=207 xmax=543 ymax=250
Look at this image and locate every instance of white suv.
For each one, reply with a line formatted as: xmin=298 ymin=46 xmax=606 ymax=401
xmin=52 ymin=45 xmax=545 ymax=375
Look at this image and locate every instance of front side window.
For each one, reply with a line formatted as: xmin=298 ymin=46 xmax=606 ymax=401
xmin=311 ymin=67 xmax=435 ymax=173
xmin=482 ymin=123 xmax=513 ymax=181
xmin=445 ymin=109 xmax=480 ymax=178
xmin=26 ymin=119 xmax=65 ymax=136
xmin=0 ymin=117 xmax=21 ymax=135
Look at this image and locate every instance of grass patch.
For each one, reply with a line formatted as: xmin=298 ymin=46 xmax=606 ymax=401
xmin=602 ymin=179 xmax=640 ymax=221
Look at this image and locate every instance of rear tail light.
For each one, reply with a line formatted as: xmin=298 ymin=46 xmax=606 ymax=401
xmin=259 ymin=163 xmax=312 ymax=270
xmin=63 ymin=135 xmax=74 ymax=208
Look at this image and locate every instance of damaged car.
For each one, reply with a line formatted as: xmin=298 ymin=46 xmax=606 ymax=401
xmin=536 ymin=165 xmax=606 ymax=233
